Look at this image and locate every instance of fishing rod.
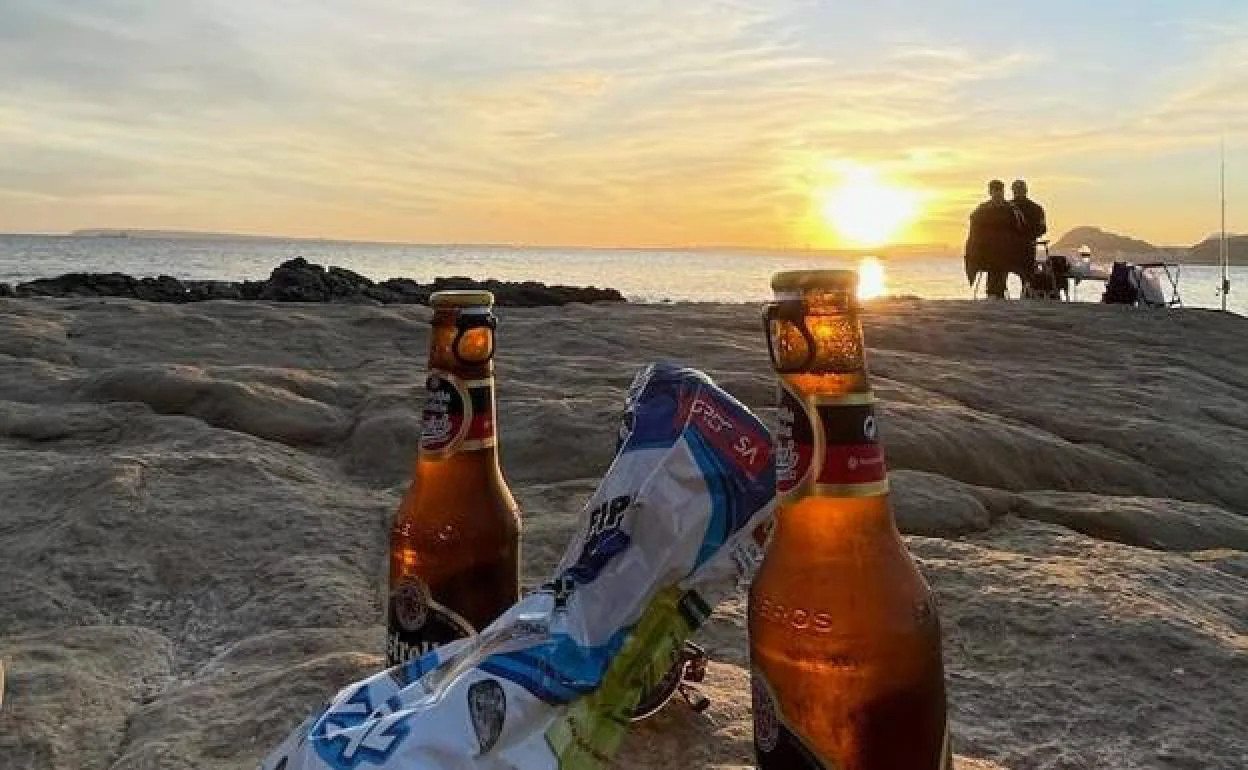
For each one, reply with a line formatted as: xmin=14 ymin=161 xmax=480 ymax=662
xmin=1221 ymin=136 xmax=1230 ymax=311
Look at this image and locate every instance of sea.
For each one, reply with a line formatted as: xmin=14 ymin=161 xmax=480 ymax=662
xmin=1 ymin=234 xmax=1244 ymax=315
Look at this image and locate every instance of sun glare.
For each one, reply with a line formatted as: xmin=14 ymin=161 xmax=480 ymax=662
xmin=857 ymin=257 xmax=887 ymax=300
xmin=818 ymin=167 xmax=921 ymax=248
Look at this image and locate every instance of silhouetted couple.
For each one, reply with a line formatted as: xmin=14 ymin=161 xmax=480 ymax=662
xmin=964 ymin=179 xmax=1047 ymax=299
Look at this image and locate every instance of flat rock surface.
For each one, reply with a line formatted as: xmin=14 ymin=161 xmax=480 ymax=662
xmin=0 ymin=297 xmax=1245 ymax=769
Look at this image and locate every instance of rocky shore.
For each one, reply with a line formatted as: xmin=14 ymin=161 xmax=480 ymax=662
xmin=2 ymin=297 xmax=1245 ymax=769
xmin=0 ymin=257 xmax=625 ymax=307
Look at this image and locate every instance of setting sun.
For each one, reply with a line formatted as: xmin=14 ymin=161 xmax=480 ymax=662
xmin=818 ymin=167 xmax=921 ymax=248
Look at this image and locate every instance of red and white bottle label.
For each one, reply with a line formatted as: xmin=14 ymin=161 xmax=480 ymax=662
xmin=420 ymin=370 xmax=496 ymax=457
xmin=814 ymin=401 xmax=887 ymax=490
xmin=776 ymin=384 xmax=888 ymax=500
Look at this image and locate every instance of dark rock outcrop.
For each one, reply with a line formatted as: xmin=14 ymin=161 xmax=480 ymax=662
xmin=10 ymin=257 xmax=625 ymax=307
xmin=427 ymin=275 xmax=623 ymax=306
xmin=134 ymin=275 xmax=190 ymax=303
xmin=184 ymin=281 xmax=243 ymax=301
xmin=14 ymin=272 xmax=192 ymax=302
xmin=260 ymin=258 xmax=376 ymax=302
xmin=371 ymin=277 xmax=429 ymax=305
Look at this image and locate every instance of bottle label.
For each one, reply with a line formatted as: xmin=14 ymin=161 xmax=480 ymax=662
xmin=385 ymin=576 xmax=476 ymax=666
xmin=420 ymin=370 xmax=496 ymax=457
xmin=752 ymin=670 xmax=836 ymax=769
xmin=775 ymin=383 xmax=888 ymax=501
xmin=813 ymin=394 xmax=887 ymax=494
xmin=775 ymin=384 xmax=815 ymax=497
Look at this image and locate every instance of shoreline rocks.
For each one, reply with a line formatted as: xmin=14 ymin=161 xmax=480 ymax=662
xmin=8 ymin=257 xmax=626 ymax=307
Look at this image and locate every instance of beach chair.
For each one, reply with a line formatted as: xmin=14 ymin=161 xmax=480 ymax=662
xmin=1135 ymin=262 xmax=1183 ymax=308
xmin=1101 ymin=261 xmax=1182 ymax=308
xmin=1102 ymin=262 xmax=1139 ymax=305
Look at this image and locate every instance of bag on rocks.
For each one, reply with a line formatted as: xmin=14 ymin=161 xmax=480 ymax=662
xmin=260 ymin=362 xmax=776 ymax=770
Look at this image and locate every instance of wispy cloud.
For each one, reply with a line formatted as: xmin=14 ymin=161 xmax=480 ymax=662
xmin=0 ymin=0 xmax=1244 ymax=245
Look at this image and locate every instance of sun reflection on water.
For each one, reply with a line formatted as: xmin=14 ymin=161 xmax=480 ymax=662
xmin=857 ymin=256 xmax=886 ymax=300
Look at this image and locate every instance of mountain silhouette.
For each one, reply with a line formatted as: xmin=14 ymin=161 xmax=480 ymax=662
xmin=1050 ymin=226 xmax=1245 ymax=265
xmin=1188 ymin=234 xmax=1248 ymax=265
xmin=1053 ymin=226 xmax=1157 ymax=255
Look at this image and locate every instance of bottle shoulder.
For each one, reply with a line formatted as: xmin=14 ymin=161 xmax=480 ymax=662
xmin=394 ymin=460 xmax=520 ymax=536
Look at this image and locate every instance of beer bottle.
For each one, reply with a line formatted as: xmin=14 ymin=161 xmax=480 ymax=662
xmin=748 ymin=270 xmax=952 ymax=769
xmin=386 ymin=290 xmax=521 ymax=667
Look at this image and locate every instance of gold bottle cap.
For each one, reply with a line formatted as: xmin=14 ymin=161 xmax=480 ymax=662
xmin=770 ymin=269 xmax=858 ymax=294
xmin=430 ymin=289 xmax=495 ymax=308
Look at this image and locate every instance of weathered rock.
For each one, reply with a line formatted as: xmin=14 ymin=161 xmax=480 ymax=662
xmin=76 ymin=363 xmax=354 ymax=447
xmin=184 ymin=280 xmax=243 ymax=301
xmin=134 ymin=275 xmax=188 ymax=303
xmin=430 ymin=275 xmax=624 ymax=306
xmin=238 ymin=280 xmax=267 ymax=300
xmin=8 ymin=258 xmax=625 ymax=308
xmin=326 ymin=266 xmax=374 ymax=297
xmin=260 ymin=257 xmax=332 ymax=302
xmin=890 ymin=470 xmax=1010 ymax=537
xmin=261 ymin=259 xmax=377 ymax=302
xmin=1 ymin=299 xmax=1246 ymax=770
xmin=1013 ymin=491 xmax=1248 ymax=552
xmin=16 ymin=271 xmax=138 ymax=298
xmin=373 ymin=277 xmax=428 ymax=304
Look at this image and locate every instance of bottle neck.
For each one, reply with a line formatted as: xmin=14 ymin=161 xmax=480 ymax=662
xmin=419 ymin=318 xmax=499 ymax=462
xmin=763 ymin=279 xmax=897 ymax=536
xmin=767 ymin=300 xmax=891 ymax=508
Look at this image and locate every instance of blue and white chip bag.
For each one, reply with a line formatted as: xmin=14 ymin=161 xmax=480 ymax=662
xmin=260 ymin=363 xmax=776 ymax=770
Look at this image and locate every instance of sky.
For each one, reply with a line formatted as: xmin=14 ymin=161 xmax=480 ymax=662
xmin=1 ymin=0 xmax=1246 ymax=250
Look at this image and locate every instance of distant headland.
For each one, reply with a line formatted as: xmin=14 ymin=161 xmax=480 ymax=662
xmin=70 ymin=229 xmax=291 ymax=241
xmin=1051 ymin=225 xmax=1246 ymax=266
xmin=66 ymin=229 xmax=518 ymax=248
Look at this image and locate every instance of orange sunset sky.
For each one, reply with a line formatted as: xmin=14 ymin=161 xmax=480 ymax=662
xmin=1 ymin=1 xmax=1245 ymax=251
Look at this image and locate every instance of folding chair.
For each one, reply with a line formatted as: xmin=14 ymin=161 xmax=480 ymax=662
xmin=1135 ymin=263 xmax=1183 ymax=308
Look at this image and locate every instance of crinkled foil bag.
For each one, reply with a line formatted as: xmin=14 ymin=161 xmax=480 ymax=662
xmin=260 ymin=363 xmax=776 ymax=770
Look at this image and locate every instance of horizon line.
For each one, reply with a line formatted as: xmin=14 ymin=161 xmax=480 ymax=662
xmin=1 ymin=228 xmax=958 ymax=256
xmin=1 ymin=227 xmax=1237 ymax=254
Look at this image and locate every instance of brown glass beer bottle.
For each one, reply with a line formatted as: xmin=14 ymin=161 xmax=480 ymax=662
xmin=386 ymin=290 xmax=521 ymax=667
xmin=748 ymin=270 xmax=952 ymax=769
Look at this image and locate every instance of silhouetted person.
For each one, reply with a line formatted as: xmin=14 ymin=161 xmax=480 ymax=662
xmin=964 ymin=180 xmax=1023 ymax=298
xmin=1011 ymin=179 xmax=1047 ymax=286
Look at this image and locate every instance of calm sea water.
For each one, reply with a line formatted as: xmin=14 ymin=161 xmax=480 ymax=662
xmin=0 ymin=234 xmax=1243 ymax=315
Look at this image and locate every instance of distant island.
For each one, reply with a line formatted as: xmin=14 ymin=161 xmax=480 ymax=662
xmin=1187 ymin=233 xmax=1248 ymax=265
xmin=1053 ymin=226 xmax=1160 ymax=256
xmin=70 ymin=229 xmax=293 ymax=241
xmin=1051 ymin=225 xmax=1245 ymax=266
